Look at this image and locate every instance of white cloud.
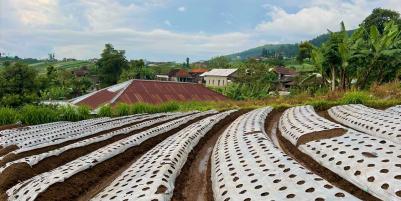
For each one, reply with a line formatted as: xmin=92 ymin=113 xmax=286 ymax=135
xmin=164 ymin=20 xmax=172 ymax=26
xmin=178 ymin=6 xmax=186 ymax=12
xmin=256 ymin=0 xmax=401 ymax=42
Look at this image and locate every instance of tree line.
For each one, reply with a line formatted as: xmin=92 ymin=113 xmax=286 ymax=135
xmin=298 ymin=8 xmax=401 ymax=91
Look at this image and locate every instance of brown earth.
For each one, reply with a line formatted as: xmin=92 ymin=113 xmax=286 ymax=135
xmin=264 ymin=109 xmax=285 ymax=149
xmin=0 ymin=124 xmax=21 ymax=132
xmin=0 ymin=115 xmax=166 ymax=166
xmin=0 ymin=114 xmax=192 ymax=197
xmin=171 ymin=110 xmax=248 ymax=201
xmin=0 ymin=145 xmax=18 ymax=157
xmin=31 ymin=114 xmax=212 ymax=201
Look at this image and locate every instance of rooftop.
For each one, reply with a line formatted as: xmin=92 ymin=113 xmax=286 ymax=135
xmin=200 ymin=68 xmax=237 ymax=77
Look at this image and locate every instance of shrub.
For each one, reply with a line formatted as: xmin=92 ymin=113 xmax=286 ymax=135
xmin=156 ymin=102 xmax=180 ymax=113
xmin=98 ymin=105 xmax=112 ymax=117
xmin=77 ymin=105 xmax=91 ymax=120
xmin=59 ymin=105 xmax=80 ymax=121
xmin=0 ymin=107 xmax=19 ymax=125
xmin=19 ymin=105 xmax=60 ymax=125
xmin=130 ymin=103 xmax=153 ymax=114
xmin=340 ymin=91 xmax=374 ymax=104
xmin=306 ymin=99 xmax=338 ymax=111
xmin=114 ymin=103 xmax=130 ymax=116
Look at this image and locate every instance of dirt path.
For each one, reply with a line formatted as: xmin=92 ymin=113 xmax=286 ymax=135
xmin=171 ymin=110 xmax=247 ymax=201
xmin=30 ymin=114 xmax=211 ymax=201
xmin=264 ymin=109 xmax=284 ymax=150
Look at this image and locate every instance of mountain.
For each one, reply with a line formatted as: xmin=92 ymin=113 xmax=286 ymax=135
xmin=226 ymin=30 xmax=355 ymax=60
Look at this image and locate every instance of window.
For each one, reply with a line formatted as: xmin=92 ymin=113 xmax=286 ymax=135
xmin=212 ymin=80 xmax=214 ymax=85
xmin=222 ymin=80 xmax=225 ymax=86
xmin=218 ymin=80 xmax=220 ymax=86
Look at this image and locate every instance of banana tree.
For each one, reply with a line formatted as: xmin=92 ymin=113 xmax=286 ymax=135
xmin=355 ymin=21 xmax=401 ymax=89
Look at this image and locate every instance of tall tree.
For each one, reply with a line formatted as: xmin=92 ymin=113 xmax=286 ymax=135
xmin=96 ymin=44 xmax=129 ymax=86
xmin=208 ymin=56 xmax=231 ymax=69
xmin=297 ymin=41 xmax=314 ymax=63
xmin=355 ymin=21 xmax=401 ymax=89
xmin=361 ymin=8 xmax=401 ymax=34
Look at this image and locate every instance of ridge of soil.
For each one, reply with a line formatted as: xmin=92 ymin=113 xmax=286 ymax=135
xmin=275 ymin=120 xmax=380 ymax=201
xmin=264 ymin=109 xmax=285 ymax=150
xmin=0 ymin=115 xmax=166 ymax=166
xmin=0 ymin=114 xmax=193 ymax=197
xmin=295 ymin=128 xmax=347 ymax=147
xmin=0 ymin=145 xmax=18 ymax=157
xmin=29 ymin=114 xmax=212 ymax=201
xmin=171 ymin=110 xmax=248 ymax=201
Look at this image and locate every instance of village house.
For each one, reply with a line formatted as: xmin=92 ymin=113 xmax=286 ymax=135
xmin=189 ymin=68 xmax=208 ymax=84
xmin=167 ymin=69 xmax=192 ymax=82
xmin=200 ymin=68 xmax=237 ymax=87
xmin=272 ymin=66 xmax=298 ymax=91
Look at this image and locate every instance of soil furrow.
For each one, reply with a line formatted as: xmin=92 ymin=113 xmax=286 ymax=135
xmin=30 ymin=114 xmax=212 ymax=201
xmin=0 ymin=114 xmax=188 ymax=195
xmin=0 ymin=115 xmax=167 ymax=166
xmin=171 ymin=110 xmax=247 ymax=201
xmin=272 ymin=109 xmax=380 ymax=201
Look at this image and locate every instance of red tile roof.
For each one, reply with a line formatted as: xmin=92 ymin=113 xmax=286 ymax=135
xmin=168 ymin=69 xmax=190 ymax=78
xmin=190 ymin=68 xmax=208 ymax=74
xmin=73 ymin=80 xmax=228 ymax=109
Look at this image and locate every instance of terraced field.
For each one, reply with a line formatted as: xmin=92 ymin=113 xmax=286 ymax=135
xmin=0 ymin=105 xmax=400 ymax=201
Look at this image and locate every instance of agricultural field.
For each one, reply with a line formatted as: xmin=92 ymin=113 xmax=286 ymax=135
xmin=0 ymin=104 xmax=400 ymax=201
xmin=28 ymin=60 xmax=94 ymax=73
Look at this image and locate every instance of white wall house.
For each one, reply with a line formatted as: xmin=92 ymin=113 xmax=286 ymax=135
xmin=200 ymin=69 xmax=237 ymax=87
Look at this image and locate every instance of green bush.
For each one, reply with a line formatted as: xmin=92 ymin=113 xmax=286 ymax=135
xmin=77 ymin=105 xmax=91 ymax=120
xmin=19 ymin=105 xmax=60 ymax=125
xmin=98 ymin=105 xmax=112 ymax=117
xmin=130 ymin=103 xmax=152 ymax=114
xmin=59 ymin=106 xmax=80 ymax=121
xmin=340 ymin=91 xmax=374 ymax=104
xmin=0 ymin=107 xmax=19 ymax=125
xmin=114 ymin=103 xmax=130 ymax=116
xmin=306 ymin=99 xmax=338 ymax=111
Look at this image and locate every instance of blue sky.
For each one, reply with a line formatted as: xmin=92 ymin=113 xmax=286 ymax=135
xmin=0 ymin=0 xmax=400 ymax=62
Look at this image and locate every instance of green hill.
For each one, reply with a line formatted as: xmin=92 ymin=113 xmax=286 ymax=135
xmin=226 ymin=30 xmax=355 ymax=60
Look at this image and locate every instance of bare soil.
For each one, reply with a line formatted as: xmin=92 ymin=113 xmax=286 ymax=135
xmin=171 ymin=110 xmax=248 ymax=201
xmin=0 ymin=145 xmax=18 ymax=157
xmin=30 ymin=114 xmax=211 ymax=201
xmin=0 ymin=114 xmax=192 ymax=197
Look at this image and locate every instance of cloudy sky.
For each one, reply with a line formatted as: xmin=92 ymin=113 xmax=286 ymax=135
xmin=1 ymin=0 xmax=400 ymax=61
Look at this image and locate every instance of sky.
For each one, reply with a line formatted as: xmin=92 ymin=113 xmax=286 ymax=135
xmin=1 ymin=0 xmax=401 ymax=62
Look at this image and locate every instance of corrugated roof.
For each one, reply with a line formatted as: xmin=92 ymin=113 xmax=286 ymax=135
xmin=72 ymin=80 xmax=228 ymax=109
xmin=200 ymin=68 xmax=237 ymax=77
xmin=190 ymin=68 xmax=208 ymax=73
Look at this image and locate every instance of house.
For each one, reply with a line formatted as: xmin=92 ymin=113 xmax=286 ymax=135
xmin=272 ymin=66 xmax=298 ymax=90
xmin=155 ymin=75 xmax=169 ymax=81
xmin=71 ymin=66 xmax=90 ymax=77
xmin=189 ymin=68 xmax=208 ymax=84
xmin=168 ymin=69 xmax=192 ymax=82
xmin=200 ymin=69 xmax=237 ymax=87
xmin=70 ymin=79 xmax=228 ymax=110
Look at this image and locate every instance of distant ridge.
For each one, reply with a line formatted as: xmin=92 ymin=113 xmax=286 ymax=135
xmin=225 ymin=30 xmax=354 ymax=60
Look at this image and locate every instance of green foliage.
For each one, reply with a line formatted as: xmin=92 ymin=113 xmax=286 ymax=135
xmin=98 ymin=105 xmax=113 ymax=117
xmin=340 ymin=91 xmax=374 ymax=104
xmin=59 ymin=106 xmax=81 ymax=121
xmin=297 ymin=41 xmax=315 ymax=63
xmin=306 ymin=99 xmax=338 ymax=111
xmin=114 ymin=103 xmax=130 ymax=116
xmin=77 ymin=105 xmax=91 ymax=120
xmin=361 ymin=8 xmax=401 ymax=34
xmin=97 ymin=44 xmax=129 ymax=86
xmin=19 ymin=105 xmax=60 ymax=125
xmin=0 ymin=107 xmax=19 ymax=125
xmin=129 ymin=102 xmax=180 ymax=114
xmin=120 ymin=59 xmax=155 ymax=82
xmin=207 ymin=56 xmax=232 ymax=69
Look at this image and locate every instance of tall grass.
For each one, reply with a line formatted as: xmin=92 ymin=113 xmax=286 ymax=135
xmin=340 ymin=91 xmax=374 ymax=104
xmin=0 ymin=107 xmax=19 ymax=125
xmin=98 ymin=105 xmax=112 ymax=117
xmin=19 ymin=105 xmax=60 ymax=125
xmin=114 ymin=103 xmax=130 ymax=116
